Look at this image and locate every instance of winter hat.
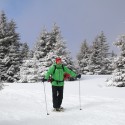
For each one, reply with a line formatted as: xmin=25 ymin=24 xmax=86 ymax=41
xmin=55 ymin=57 xmax=61 ymax=63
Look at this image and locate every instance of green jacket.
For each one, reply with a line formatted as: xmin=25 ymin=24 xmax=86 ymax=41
xmin=45 ymin=63 xmax=77 ymax=86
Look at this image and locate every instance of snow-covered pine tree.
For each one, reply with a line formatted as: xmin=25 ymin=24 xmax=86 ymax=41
xmin=19 ymin=27 xmax=51 ymax=83
xmin=7 ymin=43 xmax=21 ymax=82
xmin=77 ymin=40 xmax=91 ymax=74
xmin=88 ymin=32 xmax=111 ymax=74
xmin=107 ymin=35 xmax=125 ymax=87
xmin=49 ymin=23 xmax=78 ymax=80
xmin=98 ymin=31 xmax=109 ymax=58
xmin=20 ymin=42 xmax=29 ymax=60
xmin=88 ymin=37 xmax=102 ymax=74
xmin=107 ymin=50 xmax=117 ymax=75
xmin=0 ymin=11 xmax=11 ymax=82
xmin=51 ymin=24 xmax=77 ymax=70
xmin=0 ymin=11 xmax=22 ymax=82
xmin=19 ymin=23 xmax=77 ymax=82
xmin=97 ymin=31 xmax=111 ymax=74
xmin=34 ymin=27 xmax=51 ymax=59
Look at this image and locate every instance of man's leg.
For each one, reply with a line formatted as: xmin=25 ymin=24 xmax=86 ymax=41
xmin=52 ymin=86 xmax=59 ymax=108
xmin=57 ymin=86 xmax=64 ymax=108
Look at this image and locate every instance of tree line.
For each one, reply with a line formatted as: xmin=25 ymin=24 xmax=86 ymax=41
xmin=0 ymin=11 xmax=125 ymax=87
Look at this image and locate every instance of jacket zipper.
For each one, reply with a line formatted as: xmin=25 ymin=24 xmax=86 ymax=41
xmin=59 ymin=69 xmax=61 ymax=81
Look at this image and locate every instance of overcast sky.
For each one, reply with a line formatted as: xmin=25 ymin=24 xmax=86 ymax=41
xmin=0 ymin=0 xmax=125 ymax=58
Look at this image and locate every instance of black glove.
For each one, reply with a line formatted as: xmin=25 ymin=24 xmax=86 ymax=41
xmin=42 ymin=78 xmax=47 ymax=82
xmin=77 ymin=74 xmax=81 ymax=79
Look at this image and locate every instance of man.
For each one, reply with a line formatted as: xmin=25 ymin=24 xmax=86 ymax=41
xmin=42 ymin=57 xmax=81 ymax=112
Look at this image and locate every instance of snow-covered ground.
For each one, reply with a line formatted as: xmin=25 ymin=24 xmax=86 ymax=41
xmin=0 ymin=75 xmax=125 ymax=125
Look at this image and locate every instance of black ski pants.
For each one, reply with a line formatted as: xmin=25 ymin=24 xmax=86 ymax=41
xmin=52 ymin=86 xmax=64 ymax=108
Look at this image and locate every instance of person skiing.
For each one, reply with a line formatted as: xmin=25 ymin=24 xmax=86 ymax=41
xmin=42 ymin=57 xmax=81 ymax=112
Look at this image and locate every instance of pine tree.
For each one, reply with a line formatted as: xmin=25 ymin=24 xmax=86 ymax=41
xmin=0 ymin=11 xmax=7 ymax=37
xmin=98 ymin=31 xmax=109 ymax=58
xmin=19 ymin=27 xmax=51 ymax=83
xmin=107 ymin=50 xmax=117 ymax=74
xmin=34 ymin=27 xmax=50 ymax=59
xmin=89 ymin=32 xmax=111 ymax=74
xmin=88 ymin=38 xmax=102 ymax=74
xmin=19 ymin=24 xmax=77 ymax=82
xmin=20 ymin=42 xmax=29 ymax=60
xmin=50 ymin=24 xmax=76 ymax=70
xmin=77 ymin=40 xmax=91 ymax=74
xmin=0 ymin=11 xmax=11 ymax=82
xmin=0 ymin=11 xmax=22 ymax=82
xmin=107 ymin=35 xmax=125 ymax=87
xmin=98 ymin=32 xmax=111 ymax=74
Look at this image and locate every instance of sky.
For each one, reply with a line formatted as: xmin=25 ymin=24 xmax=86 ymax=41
xmin=0 ymin=0 xmax=125 ymax=58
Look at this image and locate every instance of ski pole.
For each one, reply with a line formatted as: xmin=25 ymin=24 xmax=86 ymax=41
xmin=43 ymin=82 xmax=49 ymax=115
xmin=79 ymin=78 xmax=82 ymax=110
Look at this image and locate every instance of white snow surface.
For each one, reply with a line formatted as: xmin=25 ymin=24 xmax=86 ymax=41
xmin=0 ymin=75 xmax=125 ymax=125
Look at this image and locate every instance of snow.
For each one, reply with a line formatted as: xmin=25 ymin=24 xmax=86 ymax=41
xmin=0 ymin=75 xmax=125 ymax=125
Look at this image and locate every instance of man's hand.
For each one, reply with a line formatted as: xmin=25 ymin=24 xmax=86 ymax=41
xmin=77 ymin=74 xmax=81 ymax=79
xmin=42 ymin=78 xmax=47 ymax=82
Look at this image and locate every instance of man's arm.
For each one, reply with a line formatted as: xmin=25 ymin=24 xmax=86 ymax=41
xmin=63 ymin=66 xmax=77 ymax=77
xmin=44 ymin=65 xmax=55 ymax=80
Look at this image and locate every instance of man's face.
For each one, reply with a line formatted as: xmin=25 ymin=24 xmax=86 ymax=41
xmin=56 ymin=59 xmax=62 ymax=64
